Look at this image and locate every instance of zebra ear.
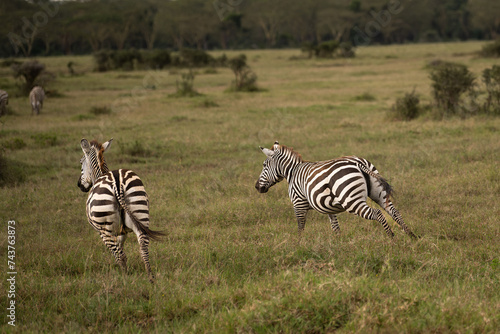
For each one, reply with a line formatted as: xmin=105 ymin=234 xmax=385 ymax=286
xmin=261 ymin=147 xmax=274 ymax=157
xmin=102 ymin=138 xmax=113 ymax=152
xmin=273 ymin=141 xmax=280 ymax=151
xmin=80 ymin=139 xmax=90 ymax=153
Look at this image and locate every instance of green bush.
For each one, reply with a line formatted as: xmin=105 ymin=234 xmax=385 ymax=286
xmin=11 ymin=60 xmax=47 ymax=95
xmin=110 ymin=49 xmax=141 ymax=71
xmin=145 ymin=49 xmax=171 ymax=69
xmin=339 ymin=42 xmax=355 ymax=58
xmin=479 ymin=40 xmax=500 ymax=58
xmin=172 ymin=70 xmax=200 ymax=97
xmin=316 ymin=40 xmax=340 ymax=58
xmin=390 ymin=90 xmax=420 ymax=120
xmin=227 ymin=54 xmax=259 ymax=92
xmin=93 ymin=50 xmax=112 ymax=72
xmin=482 ymin=65 xmax=500 ymax=114
xmin=180 ymin=48 xmax=214 ymax=67
xmin=430 ymin=62 xmax=475 ymax=114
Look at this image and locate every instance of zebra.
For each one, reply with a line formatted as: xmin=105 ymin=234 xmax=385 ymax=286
xmin=77 ymin=138 xmax=164 ymax=282
xmin=255 ymin=141 xmax=417 ymax=239
xmin=0 ymin=90 xmax=8 ymax=116
xmin=29 ymin=86 xmax=45 ymax=115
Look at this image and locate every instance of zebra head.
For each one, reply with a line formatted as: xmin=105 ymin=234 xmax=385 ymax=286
xmin=255 ymin=141 xmax=285 ymax=193
xmin=78 ymin=138 xmax=112 ymax=192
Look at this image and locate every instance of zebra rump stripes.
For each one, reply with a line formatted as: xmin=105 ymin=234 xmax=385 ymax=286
xmin=255 ymin=141 xmax=416 ymax=239
xmin=29 ymin=86 xmax=45 ymax=115
xmin=78 ymin=138 xmax=164 ymax=282
xmin=0 ymin=90 xmax=8 ymax=116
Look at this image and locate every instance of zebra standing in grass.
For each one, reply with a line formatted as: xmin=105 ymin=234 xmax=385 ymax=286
xmin=77 ymin=138 xmax=164 ymax=282
xmin=29 ymin=86 xmax=45 ymax=115
xmin=0 ymin=90 xmax=8 ymax=116
xmin=255 ymin=141 xmax=416 ymax=239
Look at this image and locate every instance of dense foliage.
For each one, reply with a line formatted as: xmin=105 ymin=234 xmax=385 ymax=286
xmin=1 ymin=0 xmax=500 ymax=57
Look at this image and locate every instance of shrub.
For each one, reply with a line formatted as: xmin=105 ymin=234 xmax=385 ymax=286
xmin=482 ymin=65 xmax=500 ymax=114
xmin=145 ymin=49 xmax=171 ymax=69
xmin=93 ymin=50 xmax=112 ymax=72
xmin=479 ymin=40 xmax=500 ymax=58
xmin=339 ymin=42 xmax=356 ymax=58
xmin=390 ymin=90 xmax=420 ymax=120
xmin=173 ymin=70 xmax=200 ymax=97
xmin=301 ymin=42 xmax=316 ymax=59
xmin=11 ymin=60 xmax=46 ymax=95
xmin=430 ymin=62 xmax=475 ymax=114
xmin=316 ymin=40 xmax=340 ymax=58
xmin=180 ymin=48 xmax=214 ymax=67
xmin=227 ymin=54 xmax=259 ymax=92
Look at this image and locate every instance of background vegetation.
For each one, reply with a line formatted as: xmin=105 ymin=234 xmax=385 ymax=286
xmin=0 ymin=41 xmax=499 ymax=332
xmin=1 ymin=0 xmax=500 ymax=57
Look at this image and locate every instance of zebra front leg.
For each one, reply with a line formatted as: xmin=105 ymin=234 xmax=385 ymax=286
xmin=100 ymin=232 xmax=128 ymax=273
xmin=384 ymin=201 xmax=417 ymax=239
xmin=136 ymin=233 xmax=155 ymax=283
xmin=294 ymin=208 xmax=308 ymax=236
xmin=328 ymin=214 xmax=340 ymax=233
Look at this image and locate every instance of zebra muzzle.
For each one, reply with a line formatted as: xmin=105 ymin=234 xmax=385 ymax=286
xmin=255 ymin=181 xmax=268 ymax=193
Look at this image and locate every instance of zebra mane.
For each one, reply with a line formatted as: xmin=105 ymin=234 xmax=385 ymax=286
xmin=276 ymin=144 xmax=304 ymax=162
xmin=89 ymin=140 xmax=108 ymax=173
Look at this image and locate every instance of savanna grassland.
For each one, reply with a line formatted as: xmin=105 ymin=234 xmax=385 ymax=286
xmin=1 ymin=41 xmax=499 ymax=333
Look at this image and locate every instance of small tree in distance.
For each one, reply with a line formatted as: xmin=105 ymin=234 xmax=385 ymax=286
xmin=11 ymin=60 xmax=46 ymax=95
xmin=430 ymin=62 xmax=475 ymax=114
xmin=227 ymin=54 xmax=259 ymax=92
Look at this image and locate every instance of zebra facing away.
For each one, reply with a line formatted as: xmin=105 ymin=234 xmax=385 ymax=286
xmin=29 ymin=86 xmax=45 ymax=115
xmin=255 ymin=141 xmax=417 ymax=239
xmin=78 ymin=138 xmax=164 ymax=283
xmin=0 ymin=90 xmax=8 ymax=116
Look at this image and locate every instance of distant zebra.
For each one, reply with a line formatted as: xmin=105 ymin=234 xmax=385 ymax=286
xmin=78 ymin=138 xmax=164 ymax=282
xmin=255 ymin=141 xmax=416 ymax=239
xmin=29 ymin=86 xmax=45 ymax=115
xmin=0 ymin=90 xmax=8 ymax=116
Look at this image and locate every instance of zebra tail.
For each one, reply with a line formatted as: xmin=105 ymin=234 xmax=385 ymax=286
xmin=115 ymin=184 xmax=166 ymax=241
xmin=356 ymin=162 xmax=394 ymax=204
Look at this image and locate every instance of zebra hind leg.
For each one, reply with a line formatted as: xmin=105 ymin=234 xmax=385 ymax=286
xmin=137 ymin=233 xmax=155 ymax=283
xmin=351 ymin=203 xmax=394 ymax=239
xmin=384 ymin=200 xmax=418 ymax=239
xmin=100 ymin=232 xmax=128 ymax=273
xmin=328 ymin=214 xmax=341 ymax=233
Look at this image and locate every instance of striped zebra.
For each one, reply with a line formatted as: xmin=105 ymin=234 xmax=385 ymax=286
xmin=0 ymin=90 xmax=8 ymax=116
xmin=29 ymin=86 xmax=45 ymax=115
xmin=255 ymin=141 xmax=416 ymax=239
xmin=77 ymin=138 xmax=164 ymax=282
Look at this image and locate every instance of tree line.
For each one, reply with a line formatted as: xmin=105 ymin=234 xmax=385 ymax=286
xmin=1 ymin=0 xmax=499 ymax=57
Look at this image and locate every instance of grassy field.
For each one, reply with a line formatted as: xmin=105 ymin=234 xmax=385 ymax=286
xmin=1 ymin=41 xmax=499 ymax=333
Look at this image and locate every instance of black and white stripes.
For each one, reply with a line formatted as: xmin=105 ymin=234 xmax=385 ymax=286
xmin=0 ymin=90 xmax=8 ymax=116
xmin=255 ymin=141 xmax=416 ymax=239
xmin=78 ymin=138 xmax=164 ymax=282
